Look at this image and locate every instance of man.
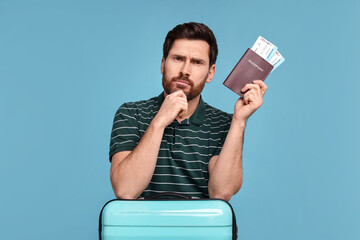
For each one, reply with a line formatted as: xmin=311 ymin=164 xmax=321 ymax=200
xmin=109 ymin=22 xmax=267 ymax=201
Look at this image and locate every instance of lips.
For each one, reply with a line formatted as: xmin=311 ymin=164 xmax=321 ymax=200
xmin=174 ymin=80 xmax=190 ymax=86
xmin=173 ymin=76 xmax=192 ymax=86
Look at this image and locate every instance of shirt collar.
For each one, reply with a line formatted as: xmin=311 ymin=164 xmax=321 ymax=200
xmin=156 ymin=92 xmax=165 ymax=107
xmin=189 ymin=96 xmax=206 ymax=126
xmin=155 ymin=92 xmax=205 ymax=126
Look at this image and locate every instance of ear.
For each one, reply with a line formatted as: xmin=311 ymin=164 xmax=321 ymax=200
xmin=161 ymin=57 xmax=165 ymax=74
xmin=206 ymin=64 xmax=216 ymax=83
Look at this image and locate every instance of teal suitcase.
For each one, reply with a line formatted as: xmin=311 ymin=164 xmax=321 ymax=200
xmin=99 ymin=193 xmax=238 ymax=240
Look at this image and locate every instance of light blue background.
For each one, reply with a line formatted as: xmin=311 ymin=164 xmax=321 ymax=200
xmin=1 ymin=0 xmax=359 ymax=239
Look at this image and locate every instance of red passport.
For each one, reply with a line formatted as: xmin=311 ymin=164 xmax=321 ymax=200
xmin=223 ymin=48 xmax=273 ymax=96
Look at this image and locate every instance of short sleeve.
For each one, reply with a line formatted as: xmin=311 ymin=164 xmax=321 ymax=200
xmin=211 ymin=116 xmax=232 ymax=157
xmin=109 ymin=103 xmax=140 ymax=161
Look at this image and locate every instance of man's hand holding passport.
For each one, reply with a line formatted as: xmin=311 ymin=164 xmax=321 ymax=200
xmin=223 ymin=36 xmax=285 ymax=96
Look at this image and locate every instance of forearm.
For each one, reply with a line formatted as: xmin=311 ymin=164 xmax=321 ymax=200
xmin=110 ymin=120 xmax=165 ymax=199
xmin=208 ymin=118 xmax=246 ymax=201
xmin=111 ymin=91 xmax=190 ymax=199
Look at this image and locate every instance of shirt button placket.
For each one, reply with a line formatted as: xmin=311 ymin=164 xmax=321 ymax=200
xmin=174 ymin=124 xmax=180 ymax=150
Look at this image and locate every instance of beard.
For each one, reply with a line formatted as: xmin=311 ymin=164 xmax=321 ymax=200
xmin=162 ymin=70 xmax=208 ymax=101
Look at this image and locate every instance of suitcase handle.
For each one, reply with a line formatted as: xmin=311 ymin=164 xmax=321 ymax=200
xmin=144 ymin=192 xmax=192 ymax=200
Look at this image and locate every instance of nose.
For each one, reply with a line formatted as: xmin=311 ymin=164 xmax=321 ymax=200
xmin=180 ymin=60 xmax=191 ymax=76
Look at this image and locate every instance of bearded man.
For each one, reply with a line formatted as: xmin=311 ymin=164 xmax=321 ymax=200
xmin=109 ymin=22 xmax=267 ymax=201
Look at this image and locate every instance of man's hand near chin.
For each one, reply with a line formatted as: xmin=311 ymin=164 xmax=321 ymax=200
xmin=153 ymin=90 xmax=188 ymax=127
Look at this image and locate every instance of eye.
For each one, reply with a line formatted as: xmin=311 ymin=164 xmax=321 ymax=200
xmin=193 ymin=59 xmax=204 ymax=66
xmin=174 ymin=56 xmax=182 ymax=62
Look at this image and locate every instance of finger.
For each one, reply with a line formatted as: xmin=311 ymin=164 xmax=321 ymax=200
xmin=244 ymin=95 xmax=252 ymax=105
xmin=171 ymin=90 xmax=187 ymax=99
xmin=243 ymin=91 xmax=253 ymax=105
xmin=177 ymin=96 xmax=188 ymax=106
xmin=242 ymin=84 xmax=261 ymax=99
xmin=178 ymin=102 xmax=188 ymax=118
xmin=250 ymin=83 xmax=263 ymax=99
xmin=178 ymin=111 xmax=188 ymax=119
xmin=244 ymin=88 xmax=264 ymax=109
xmin=244 ymin=87 xmax=260 ymax=101
xmin=253 ymin=80 xmax=267 ymax=96
xmin=179 ymin=91 xmax=187 ymax=99
xmin=166 ymin=91 xmax=187 ymax=105
xmin=241 ymin=83 xmax=261 ymax=93
xmin=178 ymin=110 xmax=185 ymax=118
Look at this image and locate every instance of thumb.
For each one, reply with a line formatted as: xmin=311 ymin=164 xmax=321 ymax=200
xmin=178 ymin=109 xmax=186 ymax=119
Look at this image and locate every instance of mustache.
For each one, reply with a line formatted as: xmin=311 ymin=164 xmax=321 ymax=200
xmin=172 ymin=74 xmax=193 ymax=85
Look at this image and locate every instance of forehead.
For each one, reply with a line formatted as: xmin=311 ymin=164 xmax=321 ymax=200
xmin=169 ymin=39 xmax=210 ymax=60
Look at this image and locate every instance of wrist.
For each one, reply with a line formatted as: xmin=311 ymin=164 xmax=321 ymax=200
xmin=231 ymin=116 xmax=247 ymax=129
xmin=149 ymin=117 xmax=167 ymax=131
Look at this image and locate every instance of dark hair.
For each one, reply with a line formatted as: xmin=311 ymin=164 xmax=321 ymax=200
xmin=163 ymin=22 xmax=218 ymax=67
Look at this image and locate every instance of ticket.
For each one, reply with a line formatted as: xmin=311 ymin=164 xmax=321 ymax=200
xmin=251 ymin=36 xmax=277 ymax=60
xmin=269 ymin=50 xmax=285 ymax=71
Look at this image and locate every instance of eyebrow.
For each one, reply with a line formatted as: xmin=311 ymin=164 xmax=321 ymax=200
xmin=170 ymin=54 xmax=206 ymax=63
xmin=191 ymin=57 xmax=206 ymax=63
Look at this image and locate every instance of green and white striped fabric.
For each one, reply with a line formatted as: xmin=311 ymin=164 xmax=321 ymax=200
xmin=110 ymin=93 xmax=232 ymax=198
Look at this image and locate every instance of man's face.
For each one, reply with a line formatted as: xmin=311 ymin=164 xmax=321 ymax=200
xmin=161 ymin=39 xmax=215 ymax=101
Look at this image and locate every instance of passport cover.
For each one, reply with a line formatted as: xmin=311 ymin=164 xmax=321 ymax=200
xmin=223 ymin=48 xmax=273 ymax=97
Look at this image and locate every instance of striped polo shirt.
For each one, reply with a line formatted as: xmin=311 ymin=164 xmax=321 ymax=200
xmin=109 ymin=92 xmax=232 ymax=198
